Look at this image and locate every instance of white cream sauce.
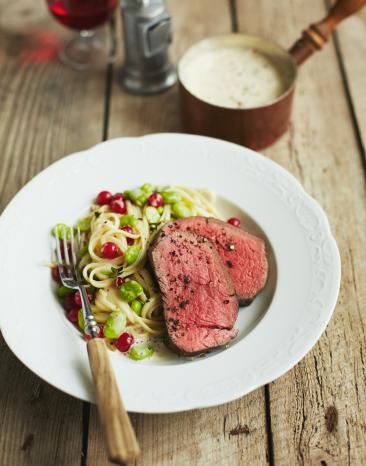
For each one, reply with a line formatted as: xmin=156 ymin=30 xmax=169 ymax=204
xmin=180 ymin=46 xmax=286 ymax=109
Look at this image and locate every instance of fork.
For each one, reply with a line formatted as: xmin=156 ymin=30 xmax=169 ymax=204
xmin=55 ymin=227 xmax=140 ymax=464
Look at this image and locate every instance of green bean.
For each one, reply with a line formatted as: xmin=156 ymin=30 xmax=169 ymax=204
xmin=131 ymin=300 xmax=143 ymax=316
xmin=160 ymin=191 xmax=181 ymax=204
xmin=129 ymin=188 xmax=148 ymax=207
xmin=56 ymin=286 xmax=74 ymax=298
xmin=77 ymin=309 xmax=84 ymax=330
xmin=79 ymin=245 xmax=88 ymax=258
xmin=127 ymin=188 xmax=141 ymax=202
xmin=74 ymin=216 xmax=91 ymax=232
xmin=140 ymin=183 xmax=154 ymax=194
xmin=104 ymin=312 xmax=126 ymax=339
xmin=129 ymin=345 xmax=154 ymax=360
xmin=52 ymin=223 xmax=71 ymax=240
xmin=172 ymin=201 xmax=191 ymax=218
xmin=120 ymin=214 xmax=137 ymax=227
xmin=137 ymin=195 xmax=148 ymax=206
xmin=125 ymin=246 xmax=140 ymax=265
xmin=145 ymin=206 xmax=160 ymax=224
xmin=123 ymin=189 xmax=131 ymax=199
xmin=119 ymin=280 xmax=143 ymax=301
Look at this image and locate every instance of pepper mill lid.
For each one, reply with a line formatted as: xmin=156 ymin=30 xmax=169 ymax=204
xmin=119 ymin=0 xmax=177 ymax=95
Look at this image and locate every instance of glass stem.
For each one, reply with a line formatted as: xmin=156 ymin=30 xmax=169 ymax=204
xmin=80 ymin=30 xmax=95 ymax=39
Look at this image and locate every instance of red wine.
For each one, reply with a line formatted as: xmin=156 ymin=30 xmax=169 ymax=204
xmin=47 ymin=0 xmax=117 ymax=30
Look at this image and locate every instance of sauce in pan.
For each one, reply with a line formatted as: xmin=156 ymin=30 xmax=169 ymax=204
xmin=180 ymin=46 xmax=287 ymax=109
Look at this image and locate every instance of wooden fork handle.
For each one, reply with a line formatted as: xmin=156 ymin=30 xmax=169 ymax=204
xmin=87 ymin=338 xmax=140 ymax=464
xmin=289 ymin=0 xmax=366 ymax=65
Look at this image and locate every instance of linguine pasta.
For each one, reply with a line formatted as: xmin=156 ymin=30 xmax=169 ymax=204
xmin=52 ymin=184 xmax=221 ymax=359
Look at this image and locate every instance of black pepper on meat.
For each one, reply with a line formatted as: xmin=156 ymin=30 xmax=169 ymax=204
xmin=183 ymin=275 xmax=190 ymax=284
xmin=157 ymin=216 xmax=268 ymax=306
xmin=148 ymin=229 xmax=240 ymax=355
xmin=179 ymin=300 xmax=190 ymax=309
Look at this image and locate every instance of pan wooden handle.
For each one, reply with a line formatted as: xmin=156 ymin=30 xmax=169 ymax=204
xmin=289 ymin=0 xmax=366 ymax=65
xmin=87 ymin=338 xmax=140 ymax=464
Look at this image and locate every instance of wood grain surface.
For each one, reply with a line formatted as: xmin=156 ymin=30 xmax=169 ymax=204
xmin=0 ymin=0 xmax=365 ymax=465
xmin=0 ymin=2 xmax=107 ymax=465
xmin=237 ymin=0 xmax=366 ymax=465
xmin=334 ymin=5 xmax=366 ymax=152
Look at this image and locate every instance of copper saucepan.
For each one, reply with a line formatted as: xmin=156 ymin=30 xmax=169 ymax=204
xmin=178 ymin=0 xmax=366 ymax=150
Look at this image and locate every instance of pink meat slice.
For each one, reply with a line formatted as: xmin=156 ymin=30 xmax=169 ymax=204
xmin=160 ymin=217 xmax=268 ymax=305
xmin=149 ymin=231 xmax=238 ymax=355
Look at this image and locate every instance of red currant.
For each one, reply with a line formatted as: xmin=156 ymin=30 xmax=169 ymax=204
xmin=101 ymin=242 xmax=121 ymax=259
xmin=227 ymin=217 xmax=241 ymax=227
xmin=67 ymin=308 xmax=79 ymax=323
xmin=96 ymin=190 xmax=112 ymax=205
xmin=110 ymin=199 xmax=127 ymax=214
xmin=63 ymin=294 xmax=76 ymax=311
xmin=147 ymin=192 xmax=164 ymax=208
xmin=74 ymin=290 xmax=93 ymax=307
xmin=120 ymin=225 xmax=134 ymax=245
xmin=60 ymin=242 xmax=72 ymax=260
xmin=110 ymin=193 xmax=125 ymax=202
xmin=115 ymin=332 xmax=134 ymax=352
xmin=51 ymin=266 xmax=61 ymax=283
xmin=115 ymin=276 xmax=125 ymax=287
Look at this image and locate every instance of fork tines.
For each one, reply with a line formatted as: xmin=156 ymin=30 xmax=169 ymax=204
xmin=55 ymin=226 xmax=81 ymax=285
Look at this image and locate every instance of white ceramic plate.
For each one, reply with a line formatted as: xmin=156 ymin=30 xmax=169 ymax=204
xmin=0 ymin=134 xmax=340 ymax=413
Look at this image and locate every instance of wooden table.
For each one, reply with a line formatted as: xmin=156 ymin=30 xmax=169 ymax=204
xmin=1 ymin=1 xmax=365 ymax=465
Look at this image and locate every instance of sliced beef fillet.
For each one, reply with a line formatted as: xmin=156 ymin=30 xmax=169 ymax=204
xmin=160 ymin=217 xmax=268 ymax=305
xmin=149 ymin=231 xmax=238 ymax=355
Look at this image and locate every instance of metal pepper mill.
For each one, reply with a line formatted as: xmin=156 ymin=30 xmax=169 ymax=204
xmin=119 ymin=0 xmax=177 ymax=95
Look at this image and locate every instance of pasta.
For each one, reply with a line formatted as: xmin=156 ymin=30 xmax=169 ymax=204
xmin=51 ymin=184 xmax=221 ymax=359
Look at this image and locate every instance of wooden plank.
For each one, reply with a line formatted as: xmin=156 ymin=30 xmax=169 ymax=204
xmin=334 ymin=7 xmax=366 ymax=155
xmin=0 ymin=5 xmax=107 ymax=210
xmin=0 ymin=2 xmax=108 ymax=465
xmin=237 ymin=0 xmax=366 ymax=464
xmin=86 ymin=1 xmax=269 ymax=465
xmin=87 ymin=394 xmax=268 ymax=466
xmin=0 ymin=337 xmax=84 ymax=466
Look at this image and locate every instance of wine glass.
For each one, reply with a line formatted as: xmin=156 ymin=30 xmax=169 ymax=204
xmin=46 ymin=0 xmax=118 ymax=70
